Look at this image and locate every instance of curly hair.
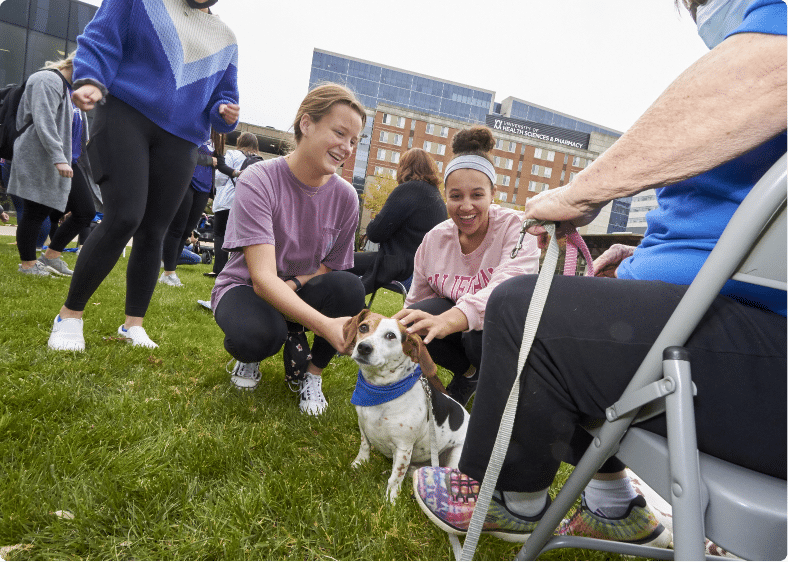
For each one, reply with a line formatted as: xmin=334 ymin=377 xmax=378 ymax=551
xmin=451 ymin=126 xmax=495 ymax=165
xmin=396 ymin=148 xmax=441 ymax=187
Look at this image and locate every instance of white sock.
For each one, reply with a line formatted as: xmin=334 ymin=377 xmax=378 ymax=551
xmin=583 ymin=476 xmax=638 ymax=518
xmin=502 ymin=489 xmax=549 ymax=518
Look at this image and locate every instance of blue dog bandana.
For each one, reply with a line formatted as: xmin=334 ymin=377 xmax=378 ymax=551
xmin=351 ymin=365 xmax=423 ymax=407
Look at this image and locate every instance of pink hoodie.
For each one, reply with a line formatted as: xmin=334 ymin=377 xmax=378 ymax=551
xmin=405 ymin=204 xmax=540 ymax=331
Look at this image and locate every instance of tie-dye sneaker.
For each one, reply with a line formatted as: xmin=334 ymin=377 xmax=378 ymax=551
xmin=411 ymin=467 xmax=549 ymax=543
xmin=558 ymin=493 xmax=672 ymax=548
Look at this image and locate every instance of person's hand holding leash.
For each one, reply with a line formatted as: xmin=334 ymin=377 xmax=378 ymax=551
xmin=524 ymin=182 xmax=601 ymax=243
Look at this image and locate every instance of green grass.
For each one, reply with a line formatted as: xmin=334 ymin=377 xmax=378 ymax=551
xmin=0 ymin=235 xmax=628 ymax=561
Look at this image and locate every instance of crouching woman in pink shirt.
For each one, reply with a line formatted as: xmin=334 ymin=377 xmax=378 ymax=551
xmin=211 ymin=84 xmax=367 ymax=416
xmin=393 ymin=126 xmax=540 ymax=406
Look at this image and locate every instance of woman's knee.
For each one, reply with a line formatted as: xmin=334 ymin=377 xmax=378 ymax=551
xmin=224 ymin=331 xmax=285 ymax=363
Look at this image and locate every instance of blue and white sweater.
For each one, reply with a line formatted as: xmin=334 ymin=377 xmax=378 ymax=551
xmin=73 ymin=0 xmax=239 ymax=145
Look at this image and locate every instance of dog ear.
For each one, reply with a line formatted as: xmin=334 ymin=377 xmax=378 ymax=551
xmin=341 ymin=309 xmax=370 ymax=355
xmin=403 ymin=332 xmax=446 ymax=394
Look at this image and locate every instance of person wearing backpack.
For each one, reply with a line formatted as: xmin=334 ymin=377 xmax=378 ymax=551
xmin=6 ymin=53 xmax=96 ymax=278
xmin=206 ymin=131 xmax=259 ymax=279
xmin=47 ymin=0 xmax=240 ymax=352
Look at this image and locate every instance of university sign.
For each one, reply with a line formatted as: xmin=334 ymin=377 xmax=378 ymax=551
xmin=486 ymin=115 xmax=590 ymax=150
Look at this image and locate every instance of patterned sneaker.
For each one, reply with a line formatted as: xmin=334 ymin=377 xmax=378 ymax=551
xmin=558 ymin=493 xmax=672 ymax=548
xmin=412 ymin=467 xmax=549 ymax=543
xmin=19 ymin=262 xmax=52 ymax=276
xmin=37 ymin=255 xmax=73 ymax=276
xmin=48 ymin=315 xmax=85 ymax=351
xmin=118 ymin=325 xmax=159 ymax=348
xmin=298 ymin=373 xmax=327 ymax=416
xmin=445 ymin=371 xmax=478 ymax=407
xmin=227 ymin=360 xmax=261 ymax=391
xmin=158 ymin=272 xmax=183 ymax=287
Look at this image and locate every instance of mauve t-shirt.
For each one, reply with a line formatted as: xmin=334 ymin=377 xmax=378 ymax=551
xmin=211 ymin=156 xmax=359 ymax=310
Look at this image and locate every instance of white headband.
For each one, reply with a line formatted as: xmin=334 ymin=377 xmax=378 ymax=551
xmin=444 ymin=154 xmax=496 ymax=186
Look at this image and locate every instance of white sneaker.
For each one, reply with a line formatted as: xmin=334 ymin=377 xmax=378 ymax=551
xmin=118 ymin=325 xmax=159 ymax=348
xmin=227 ymin=360 xmax=261 ymax=390
xmin=197 ymin=299 xmax=212 ymax=311
xmin=48 ymin=315 xmax=85 ymax=351
xmin=158 ymin=272 xmax=183 ymax=287
xmin=19 ymin=262 xmax=52 ymax=276
xmin=299 ymin=373 xmax=327 ymax=416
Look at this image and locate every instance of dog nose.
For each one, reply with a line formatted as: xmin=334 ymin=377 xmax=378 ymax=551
xmin=357 ymin=341 xmax=373 ymax=356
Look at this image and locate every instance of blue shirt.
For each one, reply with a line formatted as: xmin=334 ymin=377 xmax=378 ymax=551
xmin=617 ymin=0 xmax=787 ymax=316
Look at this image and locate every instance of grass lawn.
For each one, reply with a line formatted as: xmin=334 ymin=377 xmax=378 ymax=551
xmin=0 ymin=235 xmax=630 ymax=561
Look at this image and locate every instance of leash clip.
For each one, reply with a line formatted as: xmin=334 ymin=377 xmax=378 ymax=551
xmin=511 ymin=219 xmax=548 ymax=258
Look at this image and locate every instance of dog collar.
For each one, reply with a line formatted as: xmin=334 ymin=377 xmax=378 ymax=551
xmin=351 ymin=366 xmax=423 ymax=407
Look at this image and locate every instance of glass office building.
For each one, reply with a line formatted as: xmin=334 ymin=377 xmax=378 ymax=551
xmin=503 ymin=98 xmax=622 ymax=137
xmin=309 ymin=49 xmax=496 ymax=192
xmin=0 ymin=0 xmax=97 ymax=86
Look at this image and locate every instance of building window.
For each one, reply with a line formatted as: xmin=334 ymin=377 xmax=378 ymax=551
xmin=545 ymin=150 xmax=555 ymax=162
xmin=497 ymin=175 xmax=510 ymax=187
xmin=572 ymin=156 xmax=581 ymax=166
xmin=380 ymin=131 xmax=403 ymax=145
xmin=534 ymin=148 xmax=542 ymax=159
xmin=382 ymin=113 xmax=404 ymax=127
xmin=436 ymin=161 xmax=443 ymax=172
xmin=423 ymin=140 xmax=445 ymax=155
xmin=528 ymin=181 xmax=538 ymax=192
xmin=498 ymin=192 xmax=508 ymax=202
xmin=0 ymin=22 xmax=26 ymax=85
xmin=570 ymin=172 xmax=577 ymax=181
xmin=543 ymin=168 xmax=552 ymax=178
xmin=374 ymin=166 xmax=395 ymax=178
xmin=426 ymin=123 xmax=434 ymax=135
xmin=440 ymin=126 xmax=449 ymax=138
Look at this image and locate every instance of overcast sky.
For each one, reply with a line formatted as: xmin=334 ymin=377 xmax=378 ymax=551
xmin=77 ymin=0 xmax=710 ymax=134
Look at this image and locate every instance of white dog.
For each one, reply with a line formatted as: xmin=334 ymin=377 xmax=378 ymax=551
xmin=343 ymin=310 xmax=469 ymax=501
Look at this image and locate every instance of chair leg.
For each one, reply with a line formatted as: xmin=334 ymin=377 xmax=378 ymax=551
xmin=662 ymin=346 xmax=707 ymax=561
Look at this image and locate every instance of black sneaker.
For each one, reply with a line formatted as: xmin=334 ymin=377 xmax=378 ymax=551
xmin=446 ymin=371 xmax=478 ymax=407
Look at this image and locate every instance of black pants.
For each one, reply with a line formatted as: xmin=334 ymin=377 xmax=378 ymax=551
xmin=211 ymin=209 xmax=229 ymax=274
xmin=406 ymin=297 xmax=483 ymax=379
xmin=214 ymin=271 xmax=366 ymax=368
xmin=64 ymin=97 xmax=197 ymax=317
xmin=16 ymin=161 xmax=95 ymax=261
xmin=162 ymin=188 xmax=210 ymax=271
xmin=459 ymin=275 xmax=787 ymax=492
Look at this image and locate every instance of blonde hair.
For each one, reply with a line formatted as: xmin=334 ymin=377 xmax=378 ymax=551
xmin=292 ymin=83 xmax=366 ymax=144
xmin=43 ymin=51 xmax=76 ymax=72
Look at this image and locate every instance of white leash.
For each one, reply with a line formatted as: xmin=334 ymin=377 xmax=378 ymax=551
xmin=422 ymin=377 xmax=465 ymax=560
xmin=459 ymin=221 xmax=561 ymax=561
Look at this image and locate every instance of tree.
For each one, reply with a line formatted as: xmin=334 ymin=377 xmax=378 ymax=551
xmin=361 ymin=174 xmax=399 ymax=218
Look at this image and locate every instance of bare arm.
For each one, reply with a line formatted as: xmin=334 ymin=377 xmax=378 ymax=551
xmin=244 ymin=244 xmax=348 ymax=351
xmin=524 ymin=32 xmax=787 ymax=225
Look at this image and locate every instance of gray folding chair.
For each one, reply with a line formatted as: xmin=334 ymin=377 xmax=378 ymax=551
xmin=518 ymin=153 xmax=787 ymax=561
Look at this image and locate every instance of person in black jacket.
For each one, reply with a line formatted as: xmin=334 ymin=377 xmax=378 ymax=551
xmin=351 ymin=148 xmax=447 ymax=295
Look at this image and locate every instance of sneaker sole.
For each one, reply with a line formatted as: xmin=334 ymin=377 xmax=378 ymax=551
xmin=47 ymin=337 xmax=85 ymax=352
xmin=230 ymin=376 xmax=259 ymax=390
xmin=40 ymin=265 xmax=72 ymax=276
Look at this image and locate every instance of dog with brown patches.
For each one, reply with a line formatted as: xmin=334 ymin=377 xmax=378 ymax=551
xmin=342 ymin=309 xmax=469 ymax=501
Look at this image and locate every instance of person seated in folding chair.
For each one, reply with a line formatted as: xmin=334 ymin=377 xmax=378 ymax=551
xmin=348 ymin=147 xmax=447 ymax=296
xmin=410 ymin=0 xmax=786 ymax=546
xmin=394 ymin=127 xmax=540 ymax=407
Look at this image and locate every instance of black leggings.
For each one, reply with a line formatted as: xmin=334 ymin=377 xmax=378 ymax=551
xmin=162 ymin=188 xmax=210 ymax=271
xmin=16 ymin=161 xmax=95 ymax=261
xmin=214 ymin=271 xmax=366 ymax=368
xmin=64 ymin=97 xmax=197 ymax=316
xmin=459 ymin=275 xmax=787 ymax=492
xmin=211 ymin=209 xmax=229 ymax=274
xmin=405 ymin=297 xmax=483 ymax=379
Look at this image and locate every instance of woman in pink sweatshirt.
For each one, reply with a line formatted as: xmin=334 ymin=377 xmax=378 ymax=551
xmin=394 ymin=126 xmax=540 ymax=406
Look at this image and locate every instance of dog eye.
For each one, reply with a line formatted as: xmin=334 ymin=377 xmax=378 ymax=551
xmin=385 ymin=332 xmax=397 ymax=340
xmin=358 ymin=324 xmax=369 ymax=333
